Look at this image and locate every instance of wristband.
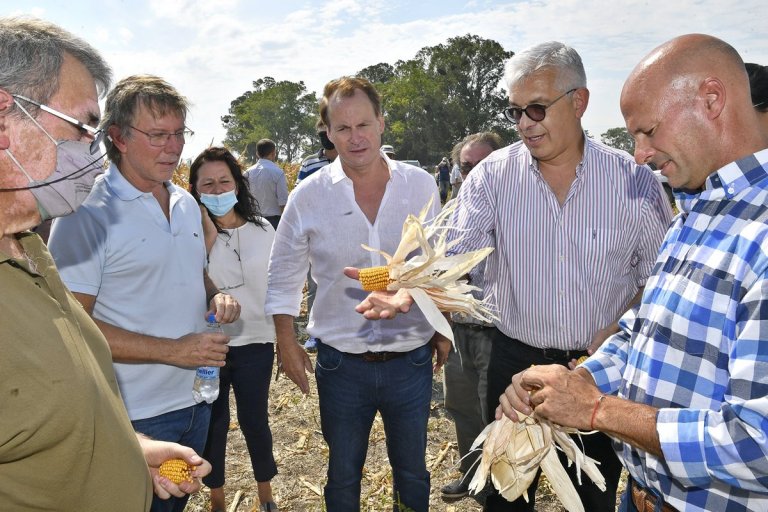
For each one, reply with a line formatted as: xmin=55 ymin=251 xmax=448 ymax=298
xmin=590 ymin=394 xmax=606 ymax=430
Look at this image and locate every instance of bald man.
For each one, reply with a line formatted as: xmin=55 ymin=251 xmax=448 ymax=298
xmin=495 ymin=34 xmax=768 ymax=512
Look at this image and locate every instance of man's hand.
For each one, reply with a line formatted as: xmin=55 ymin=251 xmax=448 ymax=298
xmin=430 ymin=332 xmax=452 ymax=372
xmin=136 ymin=435 xmax=211 ymax=499
xmin=567 ymin=323 xmax=618 ymax=369
xmin=207 ymin=292 xmax=241 ymax=324
xmin=496 ymin=364 xmax=600 ymax=430
xmin=274 ymin=314 xmax=313 ymax=394
xmin=174 ymin=331 xmax=229 ymax=368
xmin=343 ymin=267 xmax=413 ymax=319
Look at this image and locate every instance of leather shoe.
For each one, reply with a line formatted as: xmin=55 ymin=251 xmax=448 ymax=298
xmin=441 ymin=477 xmax=470 ymax=498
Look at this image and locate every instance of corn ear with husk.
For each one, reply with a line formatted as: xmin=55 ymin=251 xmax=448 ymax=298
xmin=359 ymin=198 xmax=496 ymax=342
xmin=467 ymin=413 xmax=606 ymax=512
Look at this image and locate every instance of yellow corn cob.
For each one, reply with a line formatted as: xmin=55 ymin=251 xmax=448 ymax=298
xmin=576 ymin=355 xmax=589 ymax=365
xmin=359 ymin=265 xmax=391 ymax=291
xmin=158 ymin=458 xmax=193 ymax=484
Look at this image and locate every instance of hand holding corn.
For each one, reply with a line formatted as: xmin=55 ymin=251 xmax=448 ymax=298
xmin=135 ymin=434 xmax=211 ymax=500
xmin=350 ymin=199 xmax=496 ymax=342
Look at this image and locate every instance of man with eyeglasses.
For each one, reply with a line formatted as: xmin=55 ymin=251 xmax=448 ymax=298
xmin=444 ymin=41 xmax=673 ymax=511
xmin=48 ymin=74 xmax=240 ymax=512
xmin=0 ymin=17 xmax=213 ymax=511
xmin=440 ymin=132 xmax=502 ymax=503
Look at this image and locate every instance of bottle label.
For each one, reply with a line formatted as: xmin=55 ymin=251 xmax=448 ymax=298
xmin=196 ymin=367 xmax=218 ymax=379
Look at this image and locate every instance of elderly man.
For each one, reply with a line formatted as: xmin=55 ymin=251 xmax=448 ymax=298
xmin=266 ymin=76 xmax=449 ymax=512
xmin=501 ymin=34 xmax=768 ymax=512
xmin=245 ymin=138 xmax=289 ymax=229
xmin=48 ymin=74 xmax=238 ymax=512
xmin=0 ymin=16 xmax=210 ymax=511
xmin=441 ymin=132 xmax=502 ymax=501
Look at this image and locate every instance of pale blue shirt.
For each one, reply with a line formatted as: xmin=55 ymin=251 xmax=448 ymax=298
xmin=266 ymin=154 xmax=440 ymax=353
xmin=49 ymin=163 xmax=208 ymax=421
xmin=245 ymin=158 xmax=289 ymax=216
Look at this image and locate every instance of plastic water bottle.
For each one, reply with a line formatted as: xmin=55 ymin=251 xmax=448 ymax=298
xmin=192 ymin=313 xmax=221 ymax=403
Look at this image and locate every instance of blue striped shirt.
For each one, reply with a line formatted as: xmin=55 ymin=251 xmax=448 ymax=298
xmin=449 ymin=136 xmax=672 ymax=349
xmin=585 ymin=149 xmax=768 ymax=511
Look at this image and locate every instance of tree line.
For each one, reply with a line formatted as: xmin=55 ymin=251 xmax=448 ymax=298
xmin=221 ymin=34 xmax=635 ymax=166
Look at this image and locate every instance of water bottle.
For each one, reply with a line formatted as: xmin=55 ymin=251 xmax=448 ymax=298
xmin=193 ymin=313 xmax=221 ymax=403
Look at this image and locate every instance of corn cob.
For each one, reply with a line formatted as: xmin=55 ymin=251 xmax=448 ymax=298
xmin=359 ymin=265 xmax=391 ymax=291
xmin=158 ymin=458 xmax=193 ymax=484
xmin=576 ymin=355 xmax=589 ymax=365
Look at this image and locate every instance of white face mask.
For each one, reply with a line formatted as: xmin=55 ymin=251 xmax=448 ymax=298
xmin=3 ymin=97 xmax=107 ymax=221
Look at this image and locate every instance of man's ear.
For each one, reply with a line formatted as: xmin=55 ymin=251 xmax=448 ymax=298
xmin=107 ymin=124 xmax=127 ymax=154
xmin=700 ymin=77 xmax=726 ymax=120
xmin=0 ymin=88 xmax=15 ymax=150
xmin=572 ymin=87 xmax=590 ymax=119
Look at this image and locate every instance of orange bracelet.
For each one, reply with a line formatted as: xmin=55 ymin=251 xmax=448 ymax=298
xmin=590 ymin=394 xmax=606 ymax=430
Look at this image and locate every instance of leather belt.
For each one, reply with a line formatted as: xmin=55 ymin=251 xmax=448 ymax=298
xmin=631 ymin=480 xmax=677 ymax=512
xmin=456 ymin=323 xmax=494 ymax=330
xmin=541 ymin=347 xmax=587 ymax=362
xmin=347 ymin=351 xmax=408 ymax=362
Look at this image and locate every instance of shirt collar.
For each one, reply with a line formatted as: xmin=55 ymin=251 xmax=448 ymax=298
xmin=677 ymin=148 xmax=768 ymax=213
xmin=105 ymin=162 xmax=176 ymax=202
xmin=329 ymin=150 xmax=395 ymax=185
xmin=524 ymin=130 xmax=589 ymax=177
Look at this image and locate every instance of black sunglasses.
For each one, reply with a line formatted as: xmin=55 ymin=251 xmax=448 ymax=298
xmin=502 ymin=88 xmax=577 ymax=125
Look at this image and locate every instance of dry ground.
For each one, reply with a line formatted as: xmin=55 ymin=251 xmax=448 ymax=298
xmin=185 ymin=315 xmax=623 ymax=512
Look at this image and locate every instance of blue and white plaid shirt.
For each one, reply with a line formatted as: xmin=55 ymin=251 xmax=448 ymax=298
xmin=585 ymin=148 xmax=768 ymax=511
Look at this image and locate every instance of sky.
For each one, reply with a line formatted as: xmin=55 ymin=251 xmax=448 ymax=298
xmin=9 ymin=0 xmax=768 ymax=162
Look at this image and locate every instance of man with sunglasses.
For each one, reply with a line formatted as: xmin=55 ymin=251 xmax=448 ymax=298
xmin=501 ymin=34 xmax=768 ymax=512
xmin=0 ymin=17 xmax=213 ymax=510
xmin=445 ymin=41 xmax=673 ymax=511
xmin=48 ymin=74 xmax=240 ymax=512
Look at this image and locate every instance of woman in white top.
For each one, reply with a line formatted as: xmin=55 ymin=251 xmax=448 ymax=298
xmin=190 ymin=147 xmax=278 ymax=512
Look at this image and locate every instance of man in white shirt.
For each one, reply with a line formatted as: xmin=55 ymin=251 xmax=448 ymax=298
xmin=266 ymin=76 xmax=449 ymax=512
xmin=245 ymin=138 xmax=288 ymax=229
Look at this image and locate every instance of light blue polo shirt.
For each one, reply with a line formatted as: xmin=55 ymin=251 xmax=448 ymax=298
xmin=50 ymin=163 xmax=208 ymax=420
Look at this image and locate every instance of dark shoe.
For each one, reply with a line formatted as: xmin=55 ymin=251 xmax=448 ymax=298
xmin=259 ymin=502 xmax=279 ymax=512
xmin=304 ymin=337 xmax=318 ymax=353
xmin=441 ymin=477 xmax=470 ymax=499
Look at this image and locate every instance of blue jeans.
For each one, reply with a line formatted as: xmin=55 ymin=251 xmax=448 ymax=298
xmin=316 ymin=341 xmax=432 ymax=512
xmin=132 ymin=402 xmax=211 ymax=512
xmin=203 ymin=343 xmax=277 ymax=488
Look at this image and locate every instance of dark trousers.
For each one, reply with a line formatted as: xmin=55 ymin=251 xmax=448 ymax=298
xmin=265 ymin=215 xmax=281 ymax=230
xmin=483 ymin=328 xmax=623 ymax=512
xmin=202 ymin=343 xmax=277 ymax=488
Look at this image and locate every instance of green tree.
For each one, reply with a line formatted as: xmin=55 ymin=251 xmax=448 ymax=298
xmin=363 ymin=34 xmax=518 ymax=165
xmin=222 ymin=77 xmax=318 ymax=163
xmin=601 ymin=126 xmax=635 ymax=154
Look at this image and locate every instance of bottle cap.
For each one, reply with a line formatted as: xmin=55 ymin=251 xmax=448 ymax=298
xmin=207 ymin=312 xmax=217 ymax=323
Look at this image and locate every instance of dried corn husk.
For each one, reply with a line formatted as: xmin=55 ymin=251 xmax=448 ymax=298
xmin=467 ymin=413 xmax=606 ymax=512
xmin=360 ymin=198 xmax=496 ymax=342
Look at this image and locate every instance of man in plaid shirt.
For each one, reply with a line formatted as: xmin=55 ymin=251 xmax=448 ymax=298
xmin=499 ymin=34 xmax=768 ymax=512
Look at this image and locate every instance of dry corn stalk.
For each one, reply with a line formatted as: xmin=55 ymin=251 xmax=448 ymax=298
xmin=468 ymin=413 xmax=606 ymax=512
xmin=359 ymin=198 xmax=496 ymax=342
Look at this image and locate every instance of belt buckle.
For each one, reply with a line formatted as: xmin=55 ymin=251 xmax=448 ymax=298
xmin=362 ymin=352 xmax=386 ymax=362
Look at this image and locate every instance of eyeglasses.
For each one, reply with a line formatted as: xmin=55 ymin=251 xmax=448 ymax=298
xmin=216 ymin=231 xmax=245 ymax=291
xmin=13 ymin=94 xmax=106 ymax=155
xmin=502 ymin=88 xmax=578 ymax=125
xmin=460 ymin=162 xmax=477 ymax=174
xmin=129 ymin=125 xmax=194 ymax=147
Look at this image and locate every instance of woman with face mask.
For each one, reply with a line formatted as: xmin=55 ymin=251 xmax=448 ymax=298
xmin=189 ymin=146 xmax=279 ymax=512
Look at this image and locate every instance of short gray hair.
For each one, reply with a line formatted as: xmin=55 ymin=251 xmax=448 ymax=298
xmin=0 ymin=16 xmax=111 ymax=117
xmin=504 ymin=41 xmax=586 ymax=93
xmin=101 ymin=74 xmax=190 ymax=163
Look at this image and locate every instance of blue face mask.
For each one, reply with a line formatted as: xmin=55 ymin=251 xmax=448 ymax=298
xmin=200 ymin=190 xmax=238 ymax=217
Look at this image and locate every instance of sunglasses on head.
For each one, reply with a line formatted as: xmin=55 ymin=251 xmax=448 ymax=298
xmin=502 ymin=88 xmax=577 ymax=125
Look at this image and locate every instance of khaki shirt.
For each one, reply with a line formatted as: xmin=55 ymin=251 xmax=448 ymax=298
xmin=0 ymin=232 xmax=152 ymax=511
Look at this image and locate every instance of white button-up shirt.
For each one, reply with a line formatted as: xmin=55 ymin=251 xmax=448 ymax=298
xmin=266 ymin=155 xmax=440 ymax=353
